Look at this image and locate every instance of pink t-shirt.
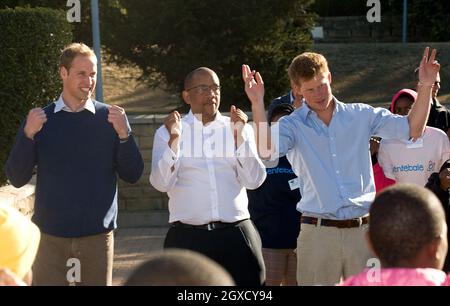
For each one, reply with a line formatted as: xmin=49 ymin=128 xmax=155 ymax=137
xmin=340 ymin=268 xmax=450 ymax=286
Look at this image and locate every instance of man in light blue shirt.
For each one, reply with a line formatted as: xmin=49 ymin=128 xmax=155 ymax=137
xmin=242 ymin=47 xmax=440 ymax=285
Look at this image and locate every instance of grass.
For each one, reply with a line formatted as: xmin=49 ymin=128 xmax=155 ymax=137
xmin=103 ymin=42 xmax=450 ymax=114
xmin=312 ymin=42 xmax=450 ymax=107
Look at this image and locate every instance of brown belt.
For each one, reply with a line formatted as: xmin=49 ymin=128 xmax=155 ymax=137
xmin=301 ymin=216 xmax=369 ymax=228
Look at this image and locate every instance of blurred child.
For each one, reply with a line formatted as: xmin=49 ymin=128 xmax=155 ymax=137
xmin=341 ymin=184 xmax=449 ymax=286
xmin=0 ymin=204 xmax=41 ymax=286
xmin=125 ymin=249 xmax=235 ymax=286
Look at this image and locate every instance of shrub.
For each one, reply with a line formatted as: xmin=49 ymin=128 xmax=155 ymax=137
xmin=0 ymin=7 xmax=73 ymax=186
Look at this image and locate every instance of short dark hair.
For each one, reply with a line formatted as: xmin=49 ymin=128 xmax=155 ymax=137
xmin=369 ymin=184 xmax=445 ymax=267
xmin=184 ymin=67 xmax=217 ymax=90
xmin=60 ymin=43 xmax=96 ymax=71
xmin=269 ymin=103 xmax=295 ymax=123
xmin=125 ymin=249 xmax=235 ymax=286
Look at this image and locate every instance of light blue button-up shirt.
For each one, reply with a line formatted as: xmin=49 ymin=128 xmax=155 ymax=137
xmin=274 ymin=98 xmax=409 ymax=220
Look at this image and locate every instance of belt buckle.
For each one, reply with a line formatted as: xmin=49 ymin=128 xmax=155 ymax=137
xmin=207 ymin=223 xmax=215 ymax=231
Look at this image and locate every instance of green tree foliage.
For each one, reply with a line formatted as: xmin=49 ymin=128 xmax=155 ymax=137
xmin=409 ymin=0 xmax=450 ymax=42
xmin=103 ymin=0 xmax=316 ymax=111
xmin=314 ymin=0 xmax=449 ymax=42
xmin=0 ymin=7 xmax=73 ymax=185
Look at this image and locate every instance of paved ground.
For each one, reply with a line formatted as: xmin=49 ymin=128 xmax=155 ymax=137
xmin=113 ymin=227 xmax=169 ymax=286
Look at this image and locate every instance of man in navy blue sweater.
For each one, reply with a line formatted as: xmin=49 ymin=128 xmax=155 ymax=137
xmin=5 ymin=43 xmax=144 ymax=286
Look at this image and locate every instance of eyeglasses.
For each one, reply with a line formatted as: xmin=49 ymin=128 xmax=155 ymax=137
xmin=186 ymin=84 xmax=221 ymax=94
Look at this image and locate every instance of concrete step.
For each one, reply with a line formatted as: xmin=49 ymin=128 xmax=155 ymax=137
xmin=118 ymin=210 xmax=169 ymax=228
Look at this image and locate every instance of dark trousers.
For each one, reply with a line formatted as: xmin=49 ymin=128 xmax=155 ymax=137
xmin=164 ymin=219 xmax=265 ymax=286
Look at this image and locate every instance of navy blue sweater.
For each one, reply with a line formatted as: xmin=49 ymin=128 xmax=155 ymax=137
xmin=6 ymin=101 xmax=144 ymax=237
xmin=247 ymin=156 xmax=301 ymax=249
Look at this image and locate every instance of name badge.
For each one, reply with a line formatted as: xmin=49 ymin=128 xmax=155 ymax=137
xmin=406 ymin=138 xmax=424 ymax=149
xmin=288 ymin=178 xmax=300 ymax=190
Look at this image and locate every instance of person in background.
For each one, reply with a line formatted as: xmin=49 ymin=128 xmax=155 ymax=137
xmin=414 ymin=67 xmax=450 ymax=139
xmin=426 ymin=159 xmax=450 ymax=273
xmin=378 ymin=89 xmax=450 ymax=187
xmin=247 ymin=103 xmax=301 ymax=286
xmin=267 ymin=90 xmax=303 ymax=121
xmin=0 ymin=204 xmax=41 ymax=286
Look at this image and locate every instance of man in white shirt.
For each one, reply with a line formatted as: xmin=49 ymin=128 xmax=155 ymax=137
xmin=150 ymin=67 xmax=267 ymax=286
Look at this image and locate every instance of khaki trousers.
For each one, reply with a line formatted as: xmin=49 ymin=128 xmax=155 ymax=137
xmin=296 ymin=223 xmax=372 ymax=286
xmin=32 ymin=231 xmax=114 ymax=286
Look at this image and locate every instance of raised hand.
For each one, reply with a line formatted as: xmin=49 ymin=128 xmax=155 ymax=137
xmin=419 ymin=47 xmax=440 ymax=86
xmin=164 ymin=111 xmax=181 ymax=138
xmin=164 ymin=111 xmax=181 ymax=155
xmin=242 ymin=64 xmax=264 ymax=106
xmin=108 ymin=105 xmax=129 ymax=139
xmin=230 ymin=105 xmax=248 ymax=147
xmin=24 ymin=108 xmax=47 ymax=140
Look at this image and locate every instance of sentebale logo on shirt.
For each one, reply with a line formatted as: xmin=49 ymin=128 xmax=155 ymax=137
xmin=392 ymin=164 xmax=424 ymax=173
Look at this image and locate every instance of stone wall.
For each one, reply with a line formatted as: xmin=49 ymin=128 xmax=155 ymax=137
xmin=119 ymin=114 xmax=169 ymax=213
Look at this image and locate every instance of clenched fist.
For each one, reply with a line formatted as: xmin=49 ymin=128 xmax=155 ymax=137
xmin=24 ymin=108 xmax=47 ymax=140
xmin=230 ymin=105 xmax=248 ymax=148
xmin=164 ymin=111 xmax=182 ymax=138
xmin=164 ymin=111 xmax=181 ymax=152
xmin=108 ymin=105 xmax=129 ymax=139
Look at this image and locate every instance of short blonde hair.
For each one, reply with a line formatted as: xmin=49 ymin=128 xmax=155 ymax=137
xmin=60 ymin=43 xmax=96 ymax=71
xmin=288 ymin=52 xmax=329 ymax=86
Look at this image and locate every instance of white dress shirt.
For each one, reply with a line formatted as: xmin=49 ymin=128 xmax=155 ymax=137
xmin=150 ymin=111 xmax=266 ymax=225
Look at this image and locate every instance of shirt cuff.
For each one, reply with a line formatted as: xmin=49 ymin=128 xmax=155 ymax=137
xmin=19 ymin=129 xmax=36 ymax=145
xmin=162 ymin=146 xmax=179 ymax=167
xmin=235 ymin=140 xmax=250 ymax=159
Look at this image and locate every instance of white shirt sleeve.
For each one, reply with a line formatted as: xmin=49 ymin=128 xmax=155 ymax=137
xmin=149 ymin=126 xmax=180 ymax=192
xmin=234 ymin=124 xmax=267 ymax=190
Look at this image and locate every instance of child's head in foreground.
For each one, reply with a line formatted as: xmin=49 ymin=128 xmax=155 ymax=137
xmin=369 ymin=184 xmax=447 ymax=270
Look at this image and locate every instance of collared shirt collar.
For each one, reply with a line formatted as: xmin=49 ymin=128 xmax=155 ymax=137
xmin=54 ymin=95 xmax=96 ymax=114
xmin=298 ymin=96 xmax=341 ymax=121
xmin=184 ymin=110 xmax=225 ymax=126
xmin=289 ymin=90 xmax=295 ymax=103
